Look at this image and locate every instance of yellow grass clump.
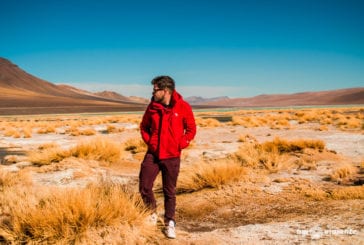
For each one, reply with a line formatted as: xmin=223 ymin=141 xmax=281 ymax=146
xmin=233 ymin=137 xmax=325 ymax=173
xmin=3 ymin=128 xmax=21 ymax=138
xmin=315 ymin=125 xmax=328 ymax=131
xmin=0 ymin=180 xmax=158 ymax=244
xmin=329 ymin=163 xmax=357 ymax=183
xmin=22 ymin=127 xmax=33 ymax=138
xmin=290 ymin=179 xmax=364 ymax=200
xmin=71 ymin=137 xmax=122 ymax=163
xmin=79 ymin=128 xmax=97 ymax=136
xmin=124 ymin=138 xmax=147 ymax=154
xmin=231 ymin=116 xmax=260 ymax=127
xmin=67 ymin=127 xmax=96 ymax=136
xmin=234 ymin=144 xmax=293 ymax=173
xmin=195 ymin=118 xmax=221 ymax=127
xmin=301 ymin=185 xmax=364 ymax=200
xmin=330 ymin=186 xmax=364 ymax=199
xmin=37 ymin=142 xmax=59 ymax=150
xmin=0 ymin=170 xmax=32 ymax=191
xmin=37 ymin=125 xmax=56 ymax=134
xmin=176 ymin=159 xmax=247 ymax=193
xmin=262 ymin=137 xmax=325 ymax=154
xmin=28 ymin=145 xmax=67 ymax=166
xmin=28 ymin=137 xmax=123 ymax=166
xmin=106 ymin=124 xmax=124 ymax=133
xmin=268 ymin=118 xmax=291 ymax=130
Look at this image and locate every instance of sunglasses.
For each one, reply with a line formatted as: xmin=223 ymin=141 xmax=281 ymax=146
xmin=153 ymin=88 xmax=165 ymax=93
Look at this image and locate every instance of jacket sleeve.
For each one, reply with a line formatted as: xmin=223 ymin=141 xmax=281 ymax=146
xmin=180 ymin=102 xmax=196 ymax=149
xmin=140 ymin=106 xmax=151 ymax=144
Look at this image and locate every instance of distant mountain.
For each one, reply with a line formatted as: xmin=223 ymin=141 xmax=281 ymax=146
xmin=93 ymin=91 xmax=148 ymax=104
xmin=57 ymin=84 xmax=97 ymax=97
xmin=128 ymin=96 xmax=149 ymax=104
xmin=0 ymin=57 xmax=147 ymax=115
xmin=189 ymin=88 xmax=364 ymax=107
xmin=1 ymin=57 xmax=362 ymax=115
xmin=94 ymin=91 xmax=132 ymax=102
xmin=185 ymin=96 xmax=230 ymax=104
xmin=0 ymin=57 xmax=83 ymax=98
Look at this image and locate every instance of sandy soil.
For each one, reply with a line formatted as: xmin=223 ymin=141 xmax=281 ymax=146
xmin=0 ymin=118 xmax=363 ymax=244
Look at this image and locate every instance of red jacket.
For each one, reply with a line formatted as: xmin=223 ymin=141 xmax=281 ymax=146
xmin=140 ymin=90 xmax=196 ymax=159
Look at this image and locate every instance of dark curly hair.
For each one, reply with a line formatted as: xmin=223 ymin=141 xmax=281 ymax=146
xmin=151 ymin=75 xmax=175 ymax=92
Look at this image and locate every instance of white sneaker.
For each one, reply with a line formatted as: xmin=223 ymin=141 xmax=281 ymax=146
xmin=146 ymin=213 xmax=158 ymax=226
xmin=164 ymin=220 xmax=176 ymax=239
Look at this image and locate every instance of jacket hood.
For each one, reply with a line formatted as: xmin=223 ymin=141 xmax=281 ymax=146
xmin=170 ymin=90 xmax=183 ymax=106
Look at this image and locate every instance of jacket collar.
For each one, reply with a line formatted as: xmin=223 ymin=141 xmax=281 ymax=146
xmin=150 ymin=90 xmax=182 ymax=110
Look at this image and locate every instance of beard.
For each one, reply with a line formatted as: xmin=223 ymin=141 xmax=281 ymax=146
xmin=153 ymin=94 xmax=164 ymax=103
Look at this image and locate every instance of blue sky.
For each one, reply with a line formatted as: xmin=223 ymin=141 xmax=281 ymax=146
xmin=1 ymin=0 xmax=363 ymax=98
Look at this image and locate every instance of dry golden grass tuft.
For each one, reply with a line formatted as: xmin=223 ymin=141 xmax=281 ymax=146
xmin=0 ymin=170 xmax=32 ymax=191
xmin=79 ymin=128 xmax=97 ymax=136
xmin=315 ymin=125 xmax=329 ymax=131
xmin=287 ymin=177 xmax=364 ymax=201
xmin=67 ymin=127 xmax=96 ymax=136
xmin=66 ymin=126 xmax=80 ymax=136
xmin=3 ymin=126 xmax=33 ymax=138
xmin=295 ymin=184 xmax=329 ymax=201
xmin=262 ymin=137 xmax=325 ymax=154
xmin=28 ymin=137 xmax=123 ymax=166
xmin=233 ymin=137 xmax=326 ymax=173
xmin=176 ymin=159 xmax=247 ymax=193
xmin=0 ymin=180 xmax=158 ymax=244
xmin=295 ymin=154 xmax=317 ymax=170
xmin=67 ymin=137 xmax=123 ymax=164
xmin=223 ymin=107 xmax=364 ymax=131
xmin=269 ymin=119 xmax=291 ymax=130
xmin=124 ymin=138 xmax=147 ymax=154
xmin=329 ymin=163 xmax=358 ymax=183
xmin=37 ymin=125 xmax=56 ymax=134
xmin=335 ymin=115 xmax=362 ymax=130
xmin=3 ymin=128 xmax=21 ymax=138
xmin=22 ymin=127 xmax=33 ymax=138
xmin=293 ymin=183 xmax=364 ymax=201
xmin=106 ymin=124 xmax=124 ymax=133
xmin=330 ymin=186 xmax=364 ymax=199
xmin=195 ymin=118 xmax=221 ymax=127
xmin=28 ymin=144 xmax=67 ymax=166
xmin=234 ymin=143 xmax=290 ymax=172
xmin=231 ymin=116 xmax=245 ymax=126
xmin=231 ymin=116 xmax=260 ymax=127
xmin=296 ymin=111 xmax=317 ymax=124
xmin=37 ymin=142 xmax=59 ymax=150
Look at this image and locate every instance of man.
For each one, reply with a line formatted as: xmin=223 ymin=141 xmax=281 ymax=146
xmin=139 ymin=75 xmax=196 ymax=239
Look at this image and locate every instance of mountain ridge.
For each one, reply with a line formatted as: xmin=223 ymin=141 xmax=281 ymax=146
xmin=191 ymin=87 xmax=364 ymax=107
xmin=0 ymin=57 xmax=148 ymax=115
xmin=0 ymin=57 xmax=362 ymax=115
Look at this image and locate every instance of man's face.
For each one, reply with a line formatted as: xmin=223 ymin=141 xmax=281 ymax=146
xmin=152 ymin=85 xmax=166 ymax=103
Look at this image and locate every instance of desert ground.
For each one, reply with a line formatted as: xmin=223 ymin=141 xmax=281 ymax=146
xmin=0 ymin=107 xmax=363 ymax=244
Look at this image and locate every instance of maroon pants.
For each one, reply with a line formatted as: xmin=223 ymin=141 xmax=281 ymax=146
xmin=139 ymin=153 xmax=180 ymax=223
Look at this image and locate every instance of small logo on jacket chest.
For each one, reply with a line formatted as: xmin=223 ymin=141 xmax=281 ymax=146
xmin=174 ymin=113 xmax=179 ymax=117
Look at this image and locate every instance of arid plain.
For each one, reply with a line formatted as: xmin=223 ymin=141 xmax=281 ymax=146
xmin=0 ymin=107 xmax=363 ymax=244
